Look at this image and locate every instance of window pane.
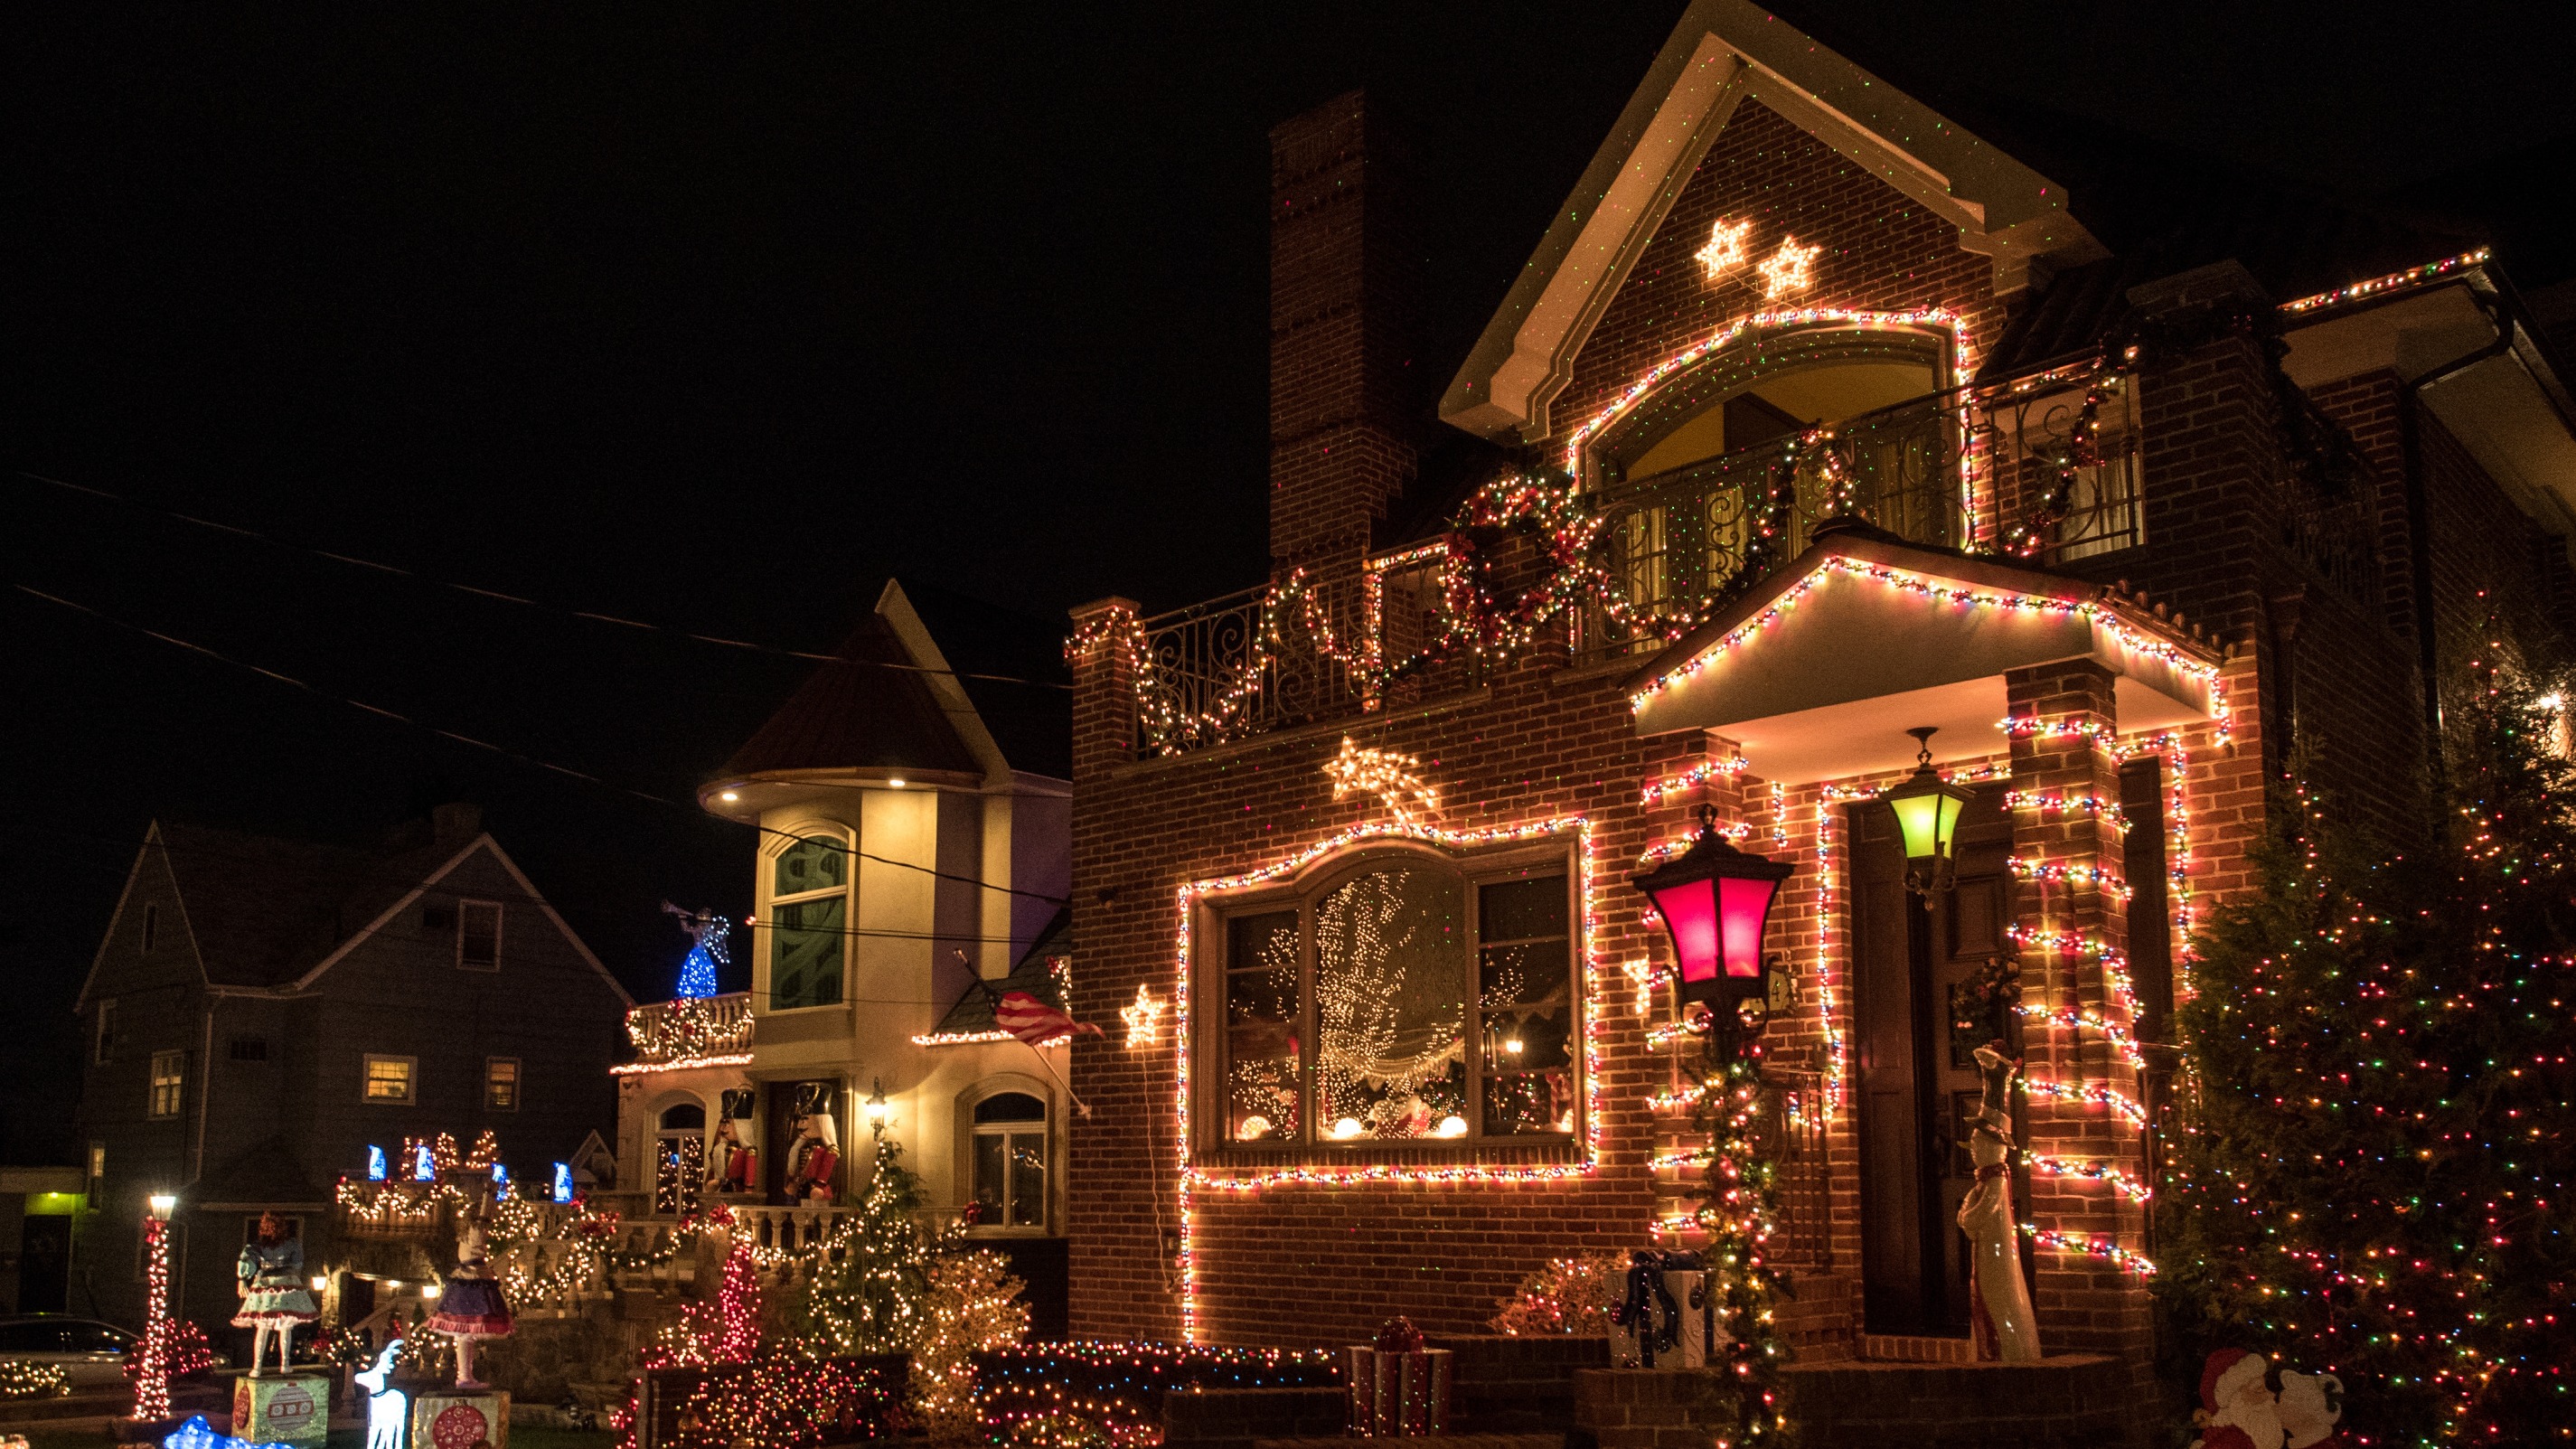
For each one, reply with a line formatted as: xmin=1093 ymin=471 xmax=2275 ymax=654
xmin=1225 ymin=911 xmax=1301 ymax=1142
xmin=1479 ymin=876 xmax=1566 ymax=943
xmin=485 ymin=1059 xmax=519 ymax=1111
xmin=1008 ymin=1131 xmax=1046 ymax=1227
xmin=1314 ymin=867 xmax=1466 ymax=1141
xmin=365 ymin=1058 xmax=411 ymax=1101
xmin=1480 ymin=939 xmax=1570 ymax=1008
xmin=1484 ymin=1066 xmax=1577 ymax=1137
xmin=971 ymin=1134 xmax=1006 ymax=1219
xmin=459 ymin=902 xmax=501 ymax=967
xmin=774 ymin=835 xmax=849 ymax=898
xmin=973 ymin=1092 xmax=1046 ymax=1124
xmin=769 ymin=897 xmax=847 ymax=1010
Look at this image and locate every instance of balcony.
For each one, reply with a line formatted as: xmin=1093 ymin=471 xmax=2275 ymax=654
xmin=1120 ymin=384 xmax=2153 ymax=753
xmin=620 ymin=992 xmax=755 ymax=1072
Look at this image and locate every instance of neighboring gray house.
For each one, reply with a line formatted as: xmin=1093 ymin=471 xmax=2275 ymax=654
xmin=71 ymin=804 xmax=630 ymax=1338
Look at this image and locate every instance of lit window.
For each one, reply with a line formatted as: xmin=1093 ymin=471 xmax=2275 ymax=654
xmin=767 ymin=833 xmax=850 ymax=1011
xmin=1213 ymin=850 xmax=1575 ymax=1147
xmin=362 ymin=1054 xmax=416 ymax=1104
xmin=95 ymin=999 xmax=117 ymax=1066
xmin=970 ymin=1092 xmax=1048 ymax=1229
xmin=88 ymin=1143 xmax=106 ymax=1194
xmin=457 ymin=900 xmax=503 ymax=971
xmin=484 ymin=1058 xmax=520 ymax=1112
xmin=147 ymin=1051 xmax=184 ymax=1119
xmin=654 ymin=1103 xmax=705 ymax=1217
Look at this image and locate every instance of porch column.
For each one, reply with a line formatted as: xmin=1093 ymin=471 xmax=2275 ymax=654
xmin=2001 ymin=660 xmax=2152 ymax=1369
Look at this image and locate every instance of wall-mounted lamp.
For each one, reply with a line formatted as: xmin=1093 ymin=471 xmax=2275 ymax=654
xmin=865 ymin=1078 xmax=889 ymax=1139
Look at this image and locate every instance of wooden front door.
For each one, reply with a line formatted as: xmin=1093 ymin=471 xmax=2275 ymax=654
xmin=1847 ymin=785 xmax=2013 ymax=1337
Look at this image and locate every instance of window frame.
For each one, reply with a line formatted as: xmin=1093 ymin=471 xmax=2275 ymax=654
xmin=484 ymin=1057 xmax=521 ymax=1112
xmin=94 ymin=999 xmax=117 ymax=1066
xmin=362 ymin=1053 xmax=418 ymax=1106
xmin=964 ymin=1089 xmax=1052 ymax=1235
xmin=761 ymin=825 xmax=853 ymax=1013
xmin=1195 ymin=838 xmax=1583 ymax=1162
xmin=456 ymin=899 xmax=503 ymax=972
xmin=229 ymin=1036 xmax=268 ymax=1063
xmin=146 ymin=1049 xmax=185 ymax=1120
xmin=142 ymin=903 xmax=158 ymax=955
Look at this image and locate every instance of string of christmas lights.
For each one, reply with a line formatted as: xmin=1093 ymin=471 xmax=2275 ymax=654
xmin=1172 ymin=816 xmax=1598 ymax=1341
xmin=2019 ymin=1222 xmax=2157 ymax=1277
xmin=1640 ymin=755 xmax=1750 ymax=804
xmin=2276 ymin=247 xmax=2491 ymax=315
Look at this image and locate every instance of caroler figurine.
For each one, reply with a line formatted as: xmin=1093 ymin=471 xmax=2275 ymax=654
xmin=232 ymin=1212 xmax=319 ymax=1375
xmin=427 ymin=1195 xmax=515 ymax=1388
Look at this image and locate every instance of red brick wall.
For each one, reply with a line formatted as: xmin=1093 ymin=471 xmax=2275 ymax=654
xmin=1547 ymin=99 xmax=2007 ymax=448
xmin=1268 ymin=92 xmax=1416 ymax=571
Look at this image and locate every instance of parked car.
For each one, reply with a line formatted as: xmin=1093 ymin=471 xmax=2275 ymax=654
xmin=0 ymin=1315 xmax=135 ymax=1392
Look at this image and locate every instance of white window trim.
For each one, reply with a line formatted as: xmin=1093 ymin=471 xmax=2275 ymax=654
xmin=1199 ymin=839 xmax=1583 ymax=1157
xmin=146 ymin=1049 xmax=185 ymax=1120
xmin=484 ymin=1056 xmax=522 ymax=1112
xmin=956 ymin=1077 xmax=1053 ymax=1237
xmin=362 ymin=1052 xmax=418 ymax=1106
xmin=760 ymin=825 xmax=853 ymax=1014
xmin=456 ymin=899 xmax=503 ymax=972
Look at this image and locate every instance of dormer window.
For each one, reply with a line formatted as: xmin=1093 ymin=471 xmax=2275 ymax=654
xmin=767 ymin=832 xmax=850 ymax=1011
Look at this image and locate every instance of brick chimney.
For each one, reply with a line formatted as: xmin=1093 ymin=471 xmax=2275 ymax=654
xmin=1268 ymin=91 xmax=1417 ymax=572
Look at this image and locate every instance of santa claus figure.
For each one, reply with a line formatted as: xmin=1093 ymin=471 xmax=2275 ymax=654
xmin=2277 ymin=1369 xmax=2344 ymax=1449
xmin=2194 ymin=1349 xmax=2285 ymax=1449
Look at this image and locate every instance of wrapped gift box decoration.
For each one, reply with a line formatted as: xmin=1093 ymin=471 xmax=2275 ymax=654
xmin=410 ymin=1388 xmax=511 ymax=1449
xmin=1343 ymin=1347 xmax=1451 ymax=1436
xmin=231 ymin=1373 xmax=332 ymax=1448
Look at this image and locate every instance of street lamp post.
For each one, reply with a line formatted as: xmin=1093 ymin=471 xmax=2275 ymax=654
xmin=134 ymin=1192 xmax=179 ymax=1424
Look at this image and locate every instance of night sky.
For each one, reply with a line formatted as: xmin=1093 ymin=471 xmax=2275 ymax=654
xmin=9 ymin=3 xmax=2573 ymax=1163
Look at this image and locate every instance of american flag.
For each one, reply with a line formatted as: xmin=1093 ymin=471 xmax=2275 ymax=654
xmin=994 ymin=991 xmax=1103 ymax=1047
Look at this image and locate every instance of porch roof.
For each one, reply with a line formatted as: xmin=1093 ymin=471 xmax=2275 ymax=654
xmin=1621 ymin=529 xmax=2226 ymax=784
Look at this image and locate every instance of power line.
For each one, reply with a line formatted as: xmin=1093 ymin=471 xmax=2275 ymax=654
xmin=13 ymin=581 xmax=1072 ymax=906
xmin=13 ymin=467 xmax=1072 ymax=692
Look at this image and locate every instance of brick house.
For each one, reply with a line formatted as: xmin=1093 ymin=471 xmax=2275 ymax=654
xmin=1061 ymin=0 xmax=2574 ymax=1414
xmin=71 ymin=804 xmax=630 ymax=1341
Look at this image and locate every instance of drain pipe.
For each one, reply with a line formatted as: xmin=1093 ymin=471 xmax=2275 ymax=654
xmin=2395 ymin=302 xmax=2518 ymax=802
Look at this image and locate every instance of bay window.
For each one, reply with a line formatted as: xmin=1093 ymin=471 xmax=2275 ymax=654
xmin=1209 ymin=846 xmax=1576 ymax=1150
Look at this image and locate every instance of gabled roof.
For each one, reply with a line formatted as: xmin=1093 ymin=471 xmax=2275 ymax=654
xmin=80 ymin=817 xmax=631 ymax=1007
xmin=194 ymin=1135 xmax=330 ymax=1209
xmin=1622 ymin=526 xmax=2226 ymax=783
xmin=154 ymin=822 xmax=457 ymax=989
xmin=929 ymin=908 xmax=1071 ymax=1037
xmin=1441 ymin=0 xmax=2104 ymax=442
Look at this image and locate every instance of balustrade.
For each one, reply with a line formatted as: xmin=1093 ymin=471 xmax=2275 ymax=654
xmin=625 ymin=991 xmax=755 ymax=1065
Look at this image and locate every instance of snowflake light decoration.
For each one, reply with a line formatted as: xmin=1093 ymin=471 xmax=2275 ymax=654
xmin=1756 ymin=236 xmax=1819 ymax=299
xmin=1694 ymin=218 xmax=1751 ymax=279
xmin=1322 ymin=737 xmax=1439 ymax=826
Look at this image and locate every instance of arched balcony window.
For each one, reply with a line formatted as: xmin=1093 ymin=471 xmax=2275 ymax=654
xmin=654 ymin=1102 xmax=707 ymax=1217
xmin=766 ymin=830 xmax=850 ymax=1011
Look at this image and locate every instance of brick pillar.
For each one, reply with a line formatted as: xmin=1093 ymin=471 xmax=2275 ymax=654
xmin=1268 ymin=91 xmax=1416 ymax=574
xmin=1639 ymin=731 xmax=1751 ymax=1252
xmin=2002 ymin=660 xmax=2154 ymax=1378
xmin=1068 ymin=597 xmax=1142 ymax=778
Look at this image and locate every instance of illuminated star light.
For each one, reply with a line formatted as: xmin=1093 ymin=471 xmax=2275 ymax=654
xmin=1321 ymin=736 xmax=1441 ymax=826
xmin=1695 ymin=218 xmax=1752 ymax=279
xmin=1755 ymin=236 xmax=1819 ymax=299
xmin=1120 ymin=983 xmax=1164 ymax=1049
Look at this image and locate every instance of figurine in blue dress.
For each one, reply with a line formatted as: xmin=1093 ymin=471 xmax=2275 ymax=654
xmin=231 ymin=1213 xmax=319 ymax=1376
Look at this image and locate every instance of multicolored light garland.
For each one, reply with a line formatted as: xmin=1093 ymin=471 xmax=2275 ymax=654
xmin=1173 ymin=815 xmax=1597 ymax=1340
xmin=2277 ymin=247 xmax=2491 ymax=315
xmin=132 ymin=1216 xmax=174 ymax=1421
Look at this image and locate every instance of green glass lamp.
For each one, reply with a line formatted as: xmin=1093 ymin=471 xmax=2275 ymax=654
xmin=1881 ymin=726 xmax=1971 ymax=895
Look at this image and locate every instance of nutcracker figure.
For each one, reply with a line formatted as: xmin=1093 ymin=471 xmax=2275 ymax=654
xmin=785 ymin=1112 xmax=839 ymax=1205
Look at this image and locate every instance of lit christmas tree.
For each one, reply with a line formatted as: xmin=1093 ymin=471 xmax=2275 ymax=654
xmin=910 ymin=1219 xmax=1030 ymax=1444
xmin=791 ymin=1139 xmax=932 ymax=1354
xmin=2157 ymin=657 xmax=2574 ymax=1444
